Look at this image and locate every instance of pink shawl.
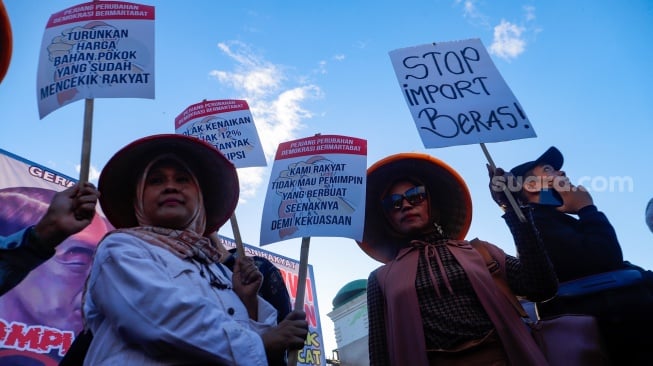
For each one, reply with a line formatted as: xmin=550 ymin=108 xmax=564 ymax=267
xmin=376 ymin=239 xmax=548 ymax=366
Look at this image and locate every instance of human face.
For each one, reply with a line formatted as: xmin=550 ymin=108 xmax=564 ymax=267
xmin=142 ymin=160 xmax=200 ymax=230
xmin=384 ymin=181 xmax=430 ymax=235
xmin=526 ymin=164 xmax=568 ymax=192
xmin=2 ymin=214 xmax=107 ymax=332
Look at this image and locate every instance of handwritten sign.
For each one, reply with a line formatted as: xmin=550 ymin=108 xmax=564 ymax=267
xmin=37 ymin=1 xmax=155 ymax=119
xmin=389 ymin=38 xmax=536 ymax=148
xmin=260 ymin=135 xmax=367 ymax=245
xmin=175 ymin=99 xmax=266 ymax=168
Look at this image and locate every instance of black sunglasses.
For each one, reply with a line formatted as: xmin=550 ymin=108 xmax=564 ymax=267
xmin=382 ymin=186 xmax=427 ymax=210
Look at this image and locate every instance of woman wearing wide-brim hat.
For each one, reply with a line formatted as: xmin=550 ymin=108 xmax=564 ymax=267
xmin=82 ymin=134 xmax=308 ymax=365
xmin=359 ymin=153 xmax=558 ymax=366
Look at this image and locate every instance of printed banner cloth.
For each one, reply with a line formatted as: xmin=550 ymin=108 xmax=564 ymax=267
xmin=0 ymin=149 xmax=112 ymax=365
xmin=219 ymin=235 xmax=327 ymax=366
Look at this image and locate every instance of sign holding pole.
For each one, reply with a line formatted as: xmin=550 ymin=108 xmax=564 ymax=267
xmin=261 ymin=134 xmax=367 ymax=366
xmin=287 ymin=236 xmax=311 ymax=366
xmin=79 ymin=98 xmax=94 ymax=183
xmin=218 ymin=234 xmax=327 ymax=366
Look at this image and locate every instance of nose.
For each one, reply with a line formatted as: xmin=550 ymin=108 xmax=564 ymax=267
xmin=398 ymin=197 xmax=414 ymax=210
xmin=162 ymin=178 xmax=182 ymax=191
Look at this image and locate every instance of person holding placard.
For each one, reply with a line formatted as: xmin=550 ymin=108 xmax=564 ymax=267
xmin=0 ymin=185 xmax=105 ymax=365
xmin=207 ymin=232 xmax=293 ymax=366
xmin=207 ymin=232 xmax=292 ymax=325
xmin=81 ymin=134 xmax=307 ymax=365
xmin=359 ymin=153 xmax=558 ymax=366
xmin=489 ymin=146 xmax=653 ymax=365
xmin=0 ymin=183 xmax=101 ymax=297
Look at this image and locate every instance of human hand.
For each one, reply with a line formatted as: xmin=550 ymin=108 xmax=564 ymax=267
xmin=552 ymin=177 xmax=593 ymax=214
xmin=487 ymin=164 xmax=519 ymax=210
xmin=261 ymin=310 xmax=309 ymax=359
xmin=233 ymin=256 xmax=263 ymax=300
xmin=33 ymin=182 xmax=100 ymax=248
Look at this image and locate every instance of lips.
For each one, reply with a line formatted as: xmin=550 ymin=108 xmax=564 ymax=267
xmin=401 ymin=213 xmax=421 ymax=223
xmin=160 ymin=197 xmax=184 ymax=206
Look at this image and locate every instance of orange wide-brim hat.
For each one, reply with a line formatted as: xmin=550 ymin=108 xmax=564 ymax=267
xmin=0 ymin=1 xmax=12 ymax=84
xmin=98 ymin=134 xmax=239 ymax=236
xmin=357 ymin=153 xmax=473 ymax=263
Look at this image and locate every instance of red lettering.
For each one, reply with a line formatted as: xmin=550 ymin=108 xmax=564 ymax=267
xmin=5 ymin=323 xmax=41 ymax=348
xmin=38 ymin=328 xmax=73 ymax=354
xmin=0 ymin=319 xmax=6 ymax=341
xmin=280 ymin=268 xmax=299 ymax=299
xmin=303 ymin=303 xmax=317 ymax=328
xmin=305 ymin=277 xmax=313 ymax=303
xmin=0 ymin=321 xmax=74 ymax=356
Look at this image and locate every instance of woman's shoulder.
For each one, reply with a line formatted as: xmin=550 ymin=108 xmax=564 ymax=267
xmin=101 ymin=230 xmax=146 ymax=244
xmin=96 ymin=230 xmax=157 ymax=256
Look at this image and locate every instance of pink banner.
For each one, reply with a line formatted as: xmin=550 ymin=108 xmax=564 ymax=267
xmin=0 ymin=149 xmax=112 ymax=365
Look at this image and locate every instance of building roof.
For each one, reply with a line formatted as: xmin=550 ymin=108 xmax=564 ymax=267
xmin=332 ymin=279 xmax=367 ymax=309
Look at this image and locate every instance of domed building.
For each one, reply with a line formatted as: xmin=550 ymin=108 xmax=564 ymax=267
xmin=327 ymin=279 xmax=369 ymax=366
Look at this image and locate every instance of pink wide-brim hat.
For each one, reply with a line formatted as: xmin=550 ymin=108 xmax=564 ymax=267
xmin=98 ymin=134 xmax=239 ymax=235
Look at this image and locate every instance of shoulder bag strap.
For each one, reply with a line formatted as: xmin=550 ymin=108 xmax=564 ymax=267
xmin=470 ymin=238 xmax=528 ymax=318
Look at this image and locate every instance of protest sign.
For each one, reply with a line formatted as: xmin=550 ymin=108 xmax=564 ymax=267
xmin=0 ymin=149 xmax=112 ymax=366
xmin=219 ymin=235 xmax=327 ymax=366
xmin=175 ymin=99 xmax=267 ymax=168
xmin=260 ymin=135 xmax=367 ymax=245
xmin=37 ymin=1 xmax=155 ymax=119
xmin=389 ymin=38 xmax=536 ymax=148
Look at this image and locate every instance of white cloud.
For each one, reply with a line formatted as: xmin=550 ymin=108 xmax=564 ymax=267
xmin=523 ymin=5 xmax=536 ymax=21
xmin=334 ymin=54 xmax=345 ymax=61
xmin=209 ymin=41 xmax=322 ymax=200
xmin=454 ymin=1 xmax=538 ymax=61
xmin=456 ymin=0 xmax=490 ymax=27
xmin=317 ymin=60 xmax=328 ymax=75
xmin=489 ymin=20 xmax=526 ymax=61
xmin=211 ymin=42 xmax=283 ymax=98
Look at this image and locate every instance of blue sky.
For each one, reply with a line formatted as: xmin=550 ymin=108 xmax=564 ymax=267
xmin=1 ymin=0 xmax=652 ymax=355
